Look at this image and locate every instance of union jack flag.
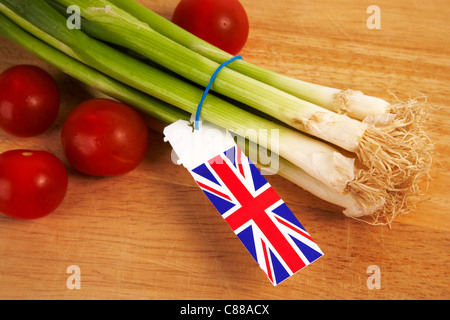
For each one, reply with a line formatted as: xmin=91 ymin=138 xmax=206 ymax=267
xmin=189 ymin=145 xmax=323 ymax=286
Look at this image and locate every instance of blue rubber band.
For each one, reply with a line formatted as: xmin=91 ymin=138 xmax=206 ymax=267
xmin=194 ymin=55 xmax=243 ymax=130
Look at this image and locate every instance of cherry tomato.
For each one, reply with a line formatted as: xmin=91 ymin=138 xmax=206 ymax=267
xmin=0 ymin=65 xmax=60 ymax=137
xmin=61 ymin=98 xmax=149 ymax=177
xmin=172 ymin=0 xmax=249 ymax=55
xmin=0 ymin=150 xmax=68 ymax=220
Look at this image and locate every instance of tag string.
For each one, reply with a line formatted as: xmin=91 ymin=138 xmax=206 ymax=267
xmin=194 ymin=55 xmax=243 ymax=130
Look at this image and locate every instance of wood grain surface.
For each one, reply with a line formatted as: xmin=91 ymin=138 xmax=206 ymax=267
xmin=0 ymin=0 xmax=449 ymax=300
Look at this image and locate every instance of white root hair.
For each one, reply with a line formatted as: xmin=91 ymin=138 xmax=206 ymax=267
xmin=346 ymin=96 xmax=434 ymax=226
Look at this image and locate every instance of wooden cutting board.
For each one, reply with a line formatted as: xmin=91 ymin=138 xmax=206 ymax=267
xmin=0 ymin=0 xmax=449 ymax=300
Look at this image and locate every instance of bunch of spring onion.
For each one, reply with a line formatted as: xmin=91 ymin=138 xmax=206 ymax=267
xmin=0 ymin=0 xmax=433 ymax=225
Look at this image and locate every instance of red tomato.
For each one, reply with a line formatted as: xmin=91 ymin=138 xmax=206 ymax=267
xmin=172 ymin=0 xmax=249 ymax=55
xmin=61 ymin=98 xmax=149 ymax=177
xmin=0 ymin=65 xmax=60 ymax=137
xmin=0 ymin=150 xmax=68 ymax=220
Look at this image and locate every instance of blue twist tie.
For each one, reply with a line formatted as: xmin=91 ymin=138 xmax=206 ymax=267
xmin=194 ymin=55 xmax=243 ymax=130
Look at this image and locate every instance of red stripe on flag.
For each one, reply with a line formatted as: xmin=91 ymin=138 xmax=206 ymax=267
xmin=236 ymin=147 xmax=245 ymax=177
xmin=209 ymin=155 xmax=253 ymax=203
xmin=275 ymin=216 xmax=315 ymax=243
xmin=261 ymin=239 xmax=273 ymax=283
xmin=197 ymin=181 xmax=232 ymax=201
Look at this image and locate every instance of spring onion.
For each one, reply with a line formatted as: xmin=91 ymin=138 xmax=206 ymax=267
xmin=0 ymin=11 xmax=375 ymax=219
xmin=0 ymin=0 xmax=433 ymax=225
xmin=47 ymin=0 xmax=433 ymax=215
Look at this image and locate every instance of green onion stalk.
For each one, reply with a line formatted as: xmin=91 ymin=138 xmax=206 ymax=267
xmin=108 ymin=0 xmax=429 ymax=139
xmin=108 ymin=0 xmax=391 ymax=121
xmin=0 ymin=0 xmax=432 ymax=224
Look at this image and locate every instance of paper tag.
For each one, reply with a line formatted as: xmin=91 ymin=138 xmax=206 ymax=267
xmin=164 ymin=119 xmax=323 ymax=286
